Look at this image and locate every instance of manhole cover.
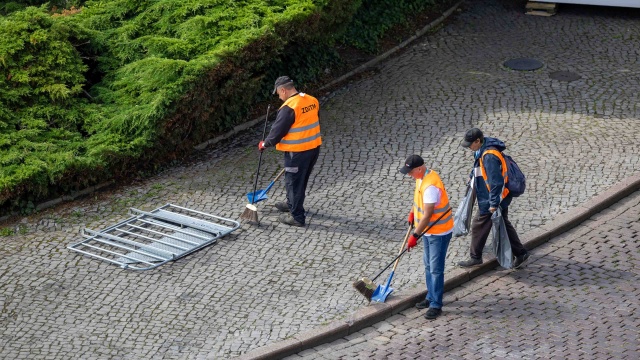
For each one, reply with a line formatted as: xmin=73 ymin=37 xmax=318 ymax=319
xmin=549 ymin=71 xmax=581 ymax=82
xmin=503 ymin=58 xmax=544 ymax=71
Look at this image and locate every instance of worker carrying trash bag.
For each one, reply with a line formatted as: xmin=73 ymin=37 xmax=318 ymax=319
xmin=491 ymin=207 xmax=513 ymax=268
xmin=452 ymin=181 xmax=475 ymax=237
xmin=457 ymin=128 xmax=530 ymax=269
xmin=400 ymin=155 xmax=453 ymax=320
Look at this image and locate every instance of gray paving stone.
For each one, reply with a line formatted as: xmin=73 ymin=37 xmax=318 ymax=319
xmin=295 ymin=188 xmax=640 ymax=358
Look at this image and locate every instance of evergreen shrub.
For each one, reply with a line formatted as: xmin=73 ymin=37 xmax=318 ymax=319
xmin=0 ymin=0 xmax=446 ymax=213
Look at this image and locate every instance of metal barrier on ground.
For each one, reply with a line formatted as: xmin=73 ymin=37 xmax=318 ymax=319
xmin=68 ymin=204 xmax=239 ymax=270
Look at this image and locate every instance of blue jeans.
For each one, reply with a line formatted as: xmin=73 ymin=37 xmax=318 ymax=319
xmin=422 ymin=232 xmax=452 ymax=309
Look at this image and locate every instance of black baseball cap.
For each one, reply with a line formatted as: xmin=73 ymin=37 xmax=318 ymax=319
xmin=273 ymin=76 xmax=294 ymax=94
xmin=460 ymin=128 xmax=483 ymax=148
xmin=399 ymin=155 xmax=424 ymax=174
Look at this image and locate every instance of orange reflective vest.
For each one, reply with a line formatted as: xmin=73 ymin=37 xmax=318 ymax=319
xmin=413 ymin=170 xmax=454 ymax=235
xmin=479 ymin=149 xmax=509 ymax=199
xmin=275 ymin=93 xmax=322 ymax=152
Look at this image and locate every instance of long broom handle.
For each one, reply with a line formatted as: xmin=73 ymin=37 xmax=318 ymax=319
xmin=391 ymin=225 xmax=413 ymax=272
xmin=261 ymin=168 xmax=287 ymax=194
xmin=250 ymin=104 xmax=271 ymax=205
xmin=371 ymin=207 xmax=452 ymax=282
xmin=251 ymin=152 xmax=264 ymax=206
xmin=273 ymin=168 xmax=286 ymax=182
xmin=372 ymin=249 xmax=408 ymax=282
xmin=260 ymin=104 xmax=271 ymax=140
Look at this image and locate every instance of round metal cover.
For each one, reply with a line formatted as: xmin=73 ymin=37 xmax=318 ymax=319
xmin=503 ymin=58 xmax=543 ymax=71
xmin=549 ymin=71 xmax=581 ymax=82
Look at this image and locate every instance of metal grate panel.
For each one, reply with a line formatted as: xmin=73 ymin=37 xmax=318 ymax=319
xmin=68 ymin=204 xmax=239 ymax=270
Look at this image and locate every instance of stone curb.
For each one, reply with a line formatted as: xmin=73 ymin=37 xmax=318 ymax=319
xmin=0 ymin=180 xmax=115 ymax=223
xmin=317 ymin=0 xmax=464 ymax=92
xmin=236 ymin=172 xmax=640 ymax=360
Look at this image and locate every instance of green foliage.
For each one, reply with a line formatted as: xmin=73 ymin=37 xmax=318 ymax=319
xmin=0 ymin=227 xmax=14 ymax=236
xmin=0 ymin=6 xmax=101 ymax=204
xmin=0 ymin=0 xmax=446 ymax=213
xmin=341 ymin=0 xmax=438 ymax=52
xmin=0 ymin=1 xmax=86 ymax=15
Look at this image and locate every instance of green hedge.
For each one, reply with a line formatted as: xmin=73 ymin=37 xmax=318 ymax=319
xmin=0 ymin=6 xmax=98 ymax=209
xmin=0 ymin=0 xmax=446 ymax=213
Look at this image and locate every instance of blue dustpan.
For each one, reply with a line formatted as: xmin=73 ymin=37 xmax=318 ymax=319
xmin=246 ymin=169 xmax=285 ymax=203
xmin=247 ymin=186 xmax=271 ymax=203
xmin=366 ymin=212 xmax=448 ymax=303
xmin=369 ymin=225 xmax=414 ymax=303
xmin=371 ymin=270 xmax=395 ymax=303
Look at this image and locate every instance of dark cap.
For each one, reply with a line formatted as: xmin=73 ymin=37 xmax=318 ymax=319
xmin=399 ymin=155 xmax=424 ymax=174
xmin=460 ymin=128 xmax=483 ymax=148
xmin=273 ymin=76 xmax=294 ymax=94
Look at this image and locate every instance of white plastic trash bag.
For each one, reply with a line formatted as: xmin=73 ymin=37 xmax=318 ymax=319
xmin=491 ymin=208 xmax=513 ymax=269
xmin=453 ymin=183 xmax=475 ymax=237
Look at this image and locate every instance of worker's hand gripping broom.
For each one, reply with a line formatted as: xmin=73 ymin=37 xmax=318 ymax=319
xmin=240 ymin=104 xmax=271 ymax=224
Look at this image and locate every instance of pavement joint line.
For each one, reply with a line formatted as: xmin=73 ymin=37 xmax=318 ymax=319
xmin=236 ymin=172 xmax=640 ymax=359
xmin=0 ymin=180 xmax=115 ymax=223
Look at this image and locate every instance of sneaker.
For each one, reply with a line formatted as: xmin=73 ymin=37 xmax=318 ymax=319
xmin=424 ymin=307 xmax=442 ymax=320
xmin=415 ymin=299 xmax=430 ymax=310
xmin=274 ymin=202 xmax=290 ymax=213
xmin=513 ymin=252 xmax=530 ymax=269
xmin=278 ymin=213 xmax=305 ymax=227
xmin=458 ymin=257 xmax=483 ymax=268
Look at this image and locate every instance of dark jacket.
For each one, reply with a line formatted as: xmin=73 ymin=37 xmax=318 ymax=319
xmin=472 ymin=137 xmax=512 ymax=215
xmin=263 ymin=95 xmax=297 ymax=148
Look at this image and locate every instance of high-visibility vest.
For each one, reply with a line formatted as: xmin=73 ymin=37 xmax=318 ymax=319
xmin=275 ymin=93 xmax=322 ymax=152
xmin=479 ymin=149 xmax=509 ymax=199
xmin=413 ymin=169 xmax=454 ymax=235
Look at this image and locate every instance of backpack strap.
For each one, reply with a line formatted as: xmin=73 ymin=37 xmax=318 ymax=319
xmin=480 ymin=149 xmax=507 ymax=180
xmin=479 ymin=148 xmax=509 ymax=199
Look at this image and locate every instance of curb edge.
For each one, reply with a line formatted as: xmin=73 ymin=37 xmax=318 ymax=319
xmin=237 ymin=172 xmax=640 ymax=359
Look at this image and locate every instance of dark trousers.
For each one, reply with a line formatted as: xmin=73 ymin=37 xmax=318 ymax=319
xmin=284 ymin=147 xmax=320 ymax=224
xmin=469 ymin=206 xmax=526 ymax=259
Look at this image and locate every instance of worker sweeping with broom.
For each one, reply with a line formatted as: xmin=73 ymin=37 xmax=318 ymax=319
xmin=400 ymin=155 xmax=453 ymax=320
xmin=257 ymin=76 xmax=321 ymax=227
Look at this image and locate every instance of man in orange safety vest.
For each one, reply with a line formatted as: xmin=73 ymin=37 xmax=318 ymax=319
xmin=401 ymin=155 xmax=453 ymax=320
xmin=258 ymin=76 xmax=321 ymax=227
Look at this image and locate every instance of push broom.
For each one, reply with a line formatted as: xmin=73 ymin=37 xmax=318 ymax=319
xmin=353 ymin=208 xmax=452 ymax=302
xmin=240 ymin=104 xmax=271 ymax=224
xmin=353 ymin=224 xmax=412 ymax=302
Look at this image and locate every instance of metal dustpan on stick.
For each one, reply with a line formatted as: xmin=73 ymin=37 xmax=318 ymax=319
xmin=246 ymin=168 xmax=285 ymax=203
xmin=370 ymin=208 xmax=451 ymax=303
xmin=371 ymin=225 xmax=412 ymax=303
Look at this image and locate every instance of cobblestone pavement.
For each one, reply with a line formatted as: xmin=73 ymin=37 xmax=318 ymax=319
xmin=1 ymin=0 xmax=640 ymax=359
xmin=287 ymin=189 xmax=640 ymax=359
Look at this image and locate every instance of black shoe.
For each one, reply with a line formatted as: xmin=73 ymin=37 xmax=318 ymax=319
xmin=513 ymin=252 xmax=530 ymax=269
xmin=278 ymin=213 xmax=305 ymax=227
xmin=415 ymin=299 xmax=430 ymax=310
xmin=458 ymin=257 xmax=483 ymax=268
xmin=424 ymin=307 xmax=442 ymax=320
xmin=274 ymin=202 xmax=290 ymax=213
